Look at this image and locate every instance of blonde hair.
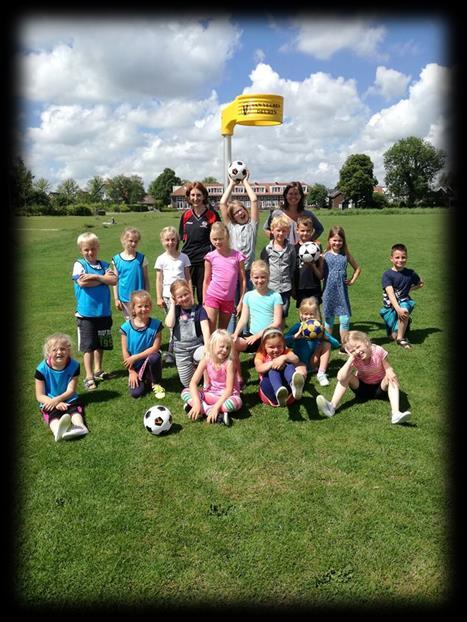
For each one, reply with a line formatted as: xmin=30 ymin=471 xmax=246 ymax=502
xmin=258 ymin=328 xmax=286 ymax=356
xmin=210 ymin=221 xmax=230 ymax=241
xmin=250 ymin=259 xmax=269 ymax=277
xmin=270 ymin=215 xmax=291 ymax=231
xmin=205 ymin=329 xmax=233 ymax=361
xmin=297 ymin=216 xmax=314 ymax=230
xmin=77 ymin=232 xmax=99 ymax=248
xmin=160 ymin=226 xmax=180 ymax=249
xmin=130 ymin=290 xmax=152 ymax=315
xmin=43 ymin=333 xmax=73 ymax=358
xmin=170 ymin=278 xmax=191 ymax=297
xmin=343 ymin=330 xmax=371 ymax=348
xmin=120 ymin=227 xmax=141 ymax=244
xmin=298 ymin=296 xmax=321 ymax=320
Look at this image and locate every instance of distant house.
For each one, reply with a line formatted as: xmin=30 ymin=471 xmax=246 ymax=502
xmin=139 ymin=195 xmax=157 ymax=209
xmin=170 ymin=181 xmax=311 ymax=210
xmin=328 ymin=189 xmax=350 ymax=210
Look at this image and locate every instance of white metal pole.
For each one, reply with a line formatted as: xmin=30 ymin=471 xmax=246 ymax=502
xmin=223 ymin=135 xmax=232 ymax=191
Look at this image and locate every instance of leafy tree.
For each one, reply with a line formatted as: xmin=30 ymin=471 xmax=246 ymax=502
xmin=106 ymin=175 xmax=145 ymax=205
xmin=338 ymin=154 xmax=378 ymax=208
xmin=307 ymin=183 xmax=328 ymax=209
xmin=85 ymin=176 xmax=106 ymax=203
xmin=9 ymin=157 xmax=34 ymax=210
xmin=148 ymin=168 xmax=181 ymax=206
xmin=383 ymin=136 xmax=446 ymax=206
xmin=202 ymin=176 xmax=219 ymax=184
xmin=56 ymin=178 xmax=81 ymax=205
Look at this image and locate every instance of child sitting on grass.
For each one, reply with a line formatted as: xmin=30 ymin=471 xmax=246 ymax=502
xmin=315 ymin=330 xmax=411 ymax=425
xmin=35 ymin=333 xmax=88 ymax=442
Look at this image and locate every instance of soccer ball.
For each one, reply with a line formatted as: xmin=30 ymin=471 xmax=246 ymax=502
xmin=228 ymin=160 xmax=248 ymax=182
xmin=300 ymin=318 xmax=324 ymax=340
xmin=298 ymin=241 xmax=321 ymax=263
xmin=143 ymin=405 xmax=173 ymax=435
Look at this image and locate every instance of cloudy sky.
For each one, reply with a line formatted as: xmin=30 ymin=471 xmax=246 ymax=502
xmin=15 ymin=11 xmax=453 ymax=192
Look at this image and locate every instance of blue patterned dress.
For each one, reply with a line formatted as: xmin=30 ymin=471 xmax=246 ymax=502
xmin=322 ymin=251 xmax=351 ymax=319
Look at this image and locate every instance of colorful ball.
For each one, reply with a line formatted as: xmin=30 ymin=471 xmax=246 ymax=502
xmin=300 ymin=318 xmax=324 ymax=340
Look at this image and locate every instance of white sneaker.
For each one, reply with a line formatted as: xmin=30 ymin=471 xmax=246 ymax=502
xmin=54 ymin=413 xmax=71 ymax=442
xmin=291 ymin=371 xmax=305 ymax=399
xmin=316 ymin=395 xmax=335 ymax=418
xmin=62 ymin=425 xmax=89 ymax=440
xmin=275 ymin=386 xmax=289 ymax=407
xmin=317 ymin=372 xmax=329 ymax=387
xmin=391 ymin=410 xmax=411 ymax=424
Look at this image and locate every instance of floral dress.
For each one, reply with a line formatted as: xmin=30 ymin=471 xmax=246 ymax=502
xmin=322 ymin=251 xmax=351 ymax=319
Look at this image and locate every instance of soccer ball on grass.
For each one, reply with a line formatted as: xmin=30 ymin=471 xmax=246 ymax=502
xmin=299 ymin=318 xmax=324 ymax=340
xmin=228 ymin=160 xmax=248 ymax=182
xmin=298 ymin=241 xmax=321 ymax=263
xmin=144 ymin=405 xmax=173 ymax=435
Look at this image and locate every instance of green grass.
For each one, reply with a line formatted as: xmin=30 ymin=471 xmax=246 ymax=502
xmin=15 ymin=209 xmax=450 ymax=609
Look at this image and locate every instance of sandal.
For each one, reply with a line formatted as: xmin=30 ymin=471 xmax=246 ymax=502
xmin=396 ymin=339 xmax=412 ymax=349
xmin=93 ymin=370 xmax=110 ymax=381
xmin=152 ymin=384 xmax=166 ymax=399
xmin=84 ymin=377 xmax=97 ymax=391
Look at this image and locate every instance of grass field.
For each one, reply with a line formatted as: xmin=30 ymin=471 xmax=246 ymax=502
xmin=14 ymin=209 xmax=451 ymax=610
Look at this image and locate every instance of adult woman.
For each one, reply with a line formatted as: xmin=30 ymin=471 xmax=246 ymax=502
xmin=178 ymin=181 xmax=220 ymax=304
xmin=263 ymin=181 xmax=324 ymax=244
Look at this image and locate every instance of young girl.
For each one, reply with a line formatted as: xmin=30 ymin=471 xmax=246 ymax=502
xmin=202 ymin=222 xmax=246 ymax=332
xmin=165 ymin=278 xmax=211 ymax=388
xmin=181 ymin=329 xmax=242 ymax=426
xmin=294 ymin=216 xmax=324 ymax=307
xmin=322 ymin=225 xmax=361 ymax=346
xmin=155 ymin=226 xmax=192 ymax=364
xmin=120 ymin=290 xmax=164 ymax=399
xmin=254 ymin=328 xmax=307 ymax=407
xmin=35 ymin=333 xmax=88 ymax=441
xmin=315 ymin=330 xmax=411 ymax=425
xmin=179 ymin=181 xmax=220 ymax=304
xmin=285 ymin=297 xmax=340 ymax=387
xmin=112 ymin=227 xmax=150 ymax=321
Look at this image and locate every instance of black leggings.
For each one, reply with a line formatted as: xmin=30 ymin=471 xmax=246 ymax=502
xmin=190 ymin=263 xmax=205 ymax=305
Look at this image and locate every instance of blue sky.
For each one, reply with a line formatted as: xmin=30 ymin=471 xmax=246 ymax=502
xmin=15 ymin=12 xmax=453 ymax=192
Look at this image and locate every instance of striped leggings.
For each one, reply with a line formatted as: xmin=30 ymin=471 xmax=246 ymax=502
xmin=181 ymin=387 xmax=242 ymax=415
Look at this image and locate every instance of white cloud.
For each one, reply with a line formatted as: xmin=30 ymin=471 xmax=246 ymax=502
xmin=287 ymin=17 xmax=387 ymax=60
xmin=366 ymin=66 xmax=411 ymax=100
xmin=18 ymin=17 xmax=242 ymax=103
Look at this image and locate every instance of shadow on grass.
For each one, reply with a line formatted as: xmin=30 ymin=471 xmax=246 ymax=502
xmin=329 ymin=389 xmax=417 ymax=427
xmin=81 ymin=389 xmax=122 ymax=406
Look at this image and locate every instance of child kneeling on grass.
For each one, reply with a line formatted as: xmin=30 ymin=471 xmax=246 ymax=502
xmin=35 ymin=333 xmax=88 ymax=442
xmin=254 ymin=327 xmax=307 ymax=407
xmin=181 ymin=329 xmax=242 ymax=426
xmin=315 ymin=330 xmax=411 ymax=425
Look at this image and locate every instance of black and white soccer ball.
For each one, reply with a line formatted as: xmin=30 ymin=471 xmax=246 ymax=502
xmin=298 ymin=241 xmax=321 ymax=263
xmin=144 ymin=405 xmax=173 ymax=435
xmin=228 ymin=160 xmax=248 ymax=182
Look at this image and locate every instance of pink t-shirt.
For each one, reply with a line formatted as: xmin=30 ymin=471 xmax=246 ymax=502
xmin=206 ymin=360 xmax=240 ymax=397
xmin=205 ymin=249 xmax=245 ymax=301
xmin=350 ymin=344 xmax=388 ymax=384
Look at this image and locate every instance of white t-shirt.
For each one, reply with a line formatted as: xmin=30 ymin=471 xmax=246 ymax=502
xmin=155 ymin=251 xmax=191 ymax=298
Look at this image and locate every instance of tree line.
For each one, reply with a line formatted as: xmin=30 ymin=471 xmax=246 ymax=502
xmin=10 ymin=136 xmax=451 ymax=215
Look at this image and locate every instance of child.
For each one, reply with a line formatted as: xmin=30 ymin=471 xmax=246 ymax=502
xmin=254 ymin=328 xmax=307 ymax=407
xmin=181 ymin=329 xmax=242 ymax=426
xmin=112 ymin=227 xmax=149 ymax=321
xmin=379 ymin=243 xmax=424 ymax=349
xmin=219 ymin=170 xmax=259 ymax=290
xmin=35 ymin=333 xmax=88 ymax=441
xmin=165 ymin=278 xmax=211 ymax=388
xmin=202 ymin=222 xmax=246 ymax=332
xmin=232 ymin=259 xmax=283 ymax=355
xmin=120 ymin=290 xmax=164 ymax=399
xmin=285 ymin=297 xmax=340 ymax=387
xmin=155 ymin=226 xmax=192 ymax=364
xmin=260 ymin=215 xmax=296 ymax=319
xmin=294 ymin=216 xmax=324 ymax=307
xmin=315 ymin=330 xmax=411 ymax=425
xmin=179 ymin=181 xmax=220 ymax=304
xmin=72 ymin=232 xmax=117 ymax=391
xmin=322 ymin=225 xmax=361 ymax=346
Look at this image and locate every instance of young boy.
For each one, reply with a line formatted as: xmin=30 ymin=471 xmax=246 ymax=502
xmin=379 ymin=243 xmax=423 ymax=349
xmin=294 ymin=215 xmax=324 ymax=307
xmin=260 ymin=215 xmax=296 ymax=319
xmin=73 ymin=232 xmax=118 ymax=390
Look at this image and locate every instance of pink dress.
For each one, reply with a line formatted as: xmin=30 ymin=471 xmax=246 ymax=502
xmin=204 ymin=249 xmax=245 ymax=302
